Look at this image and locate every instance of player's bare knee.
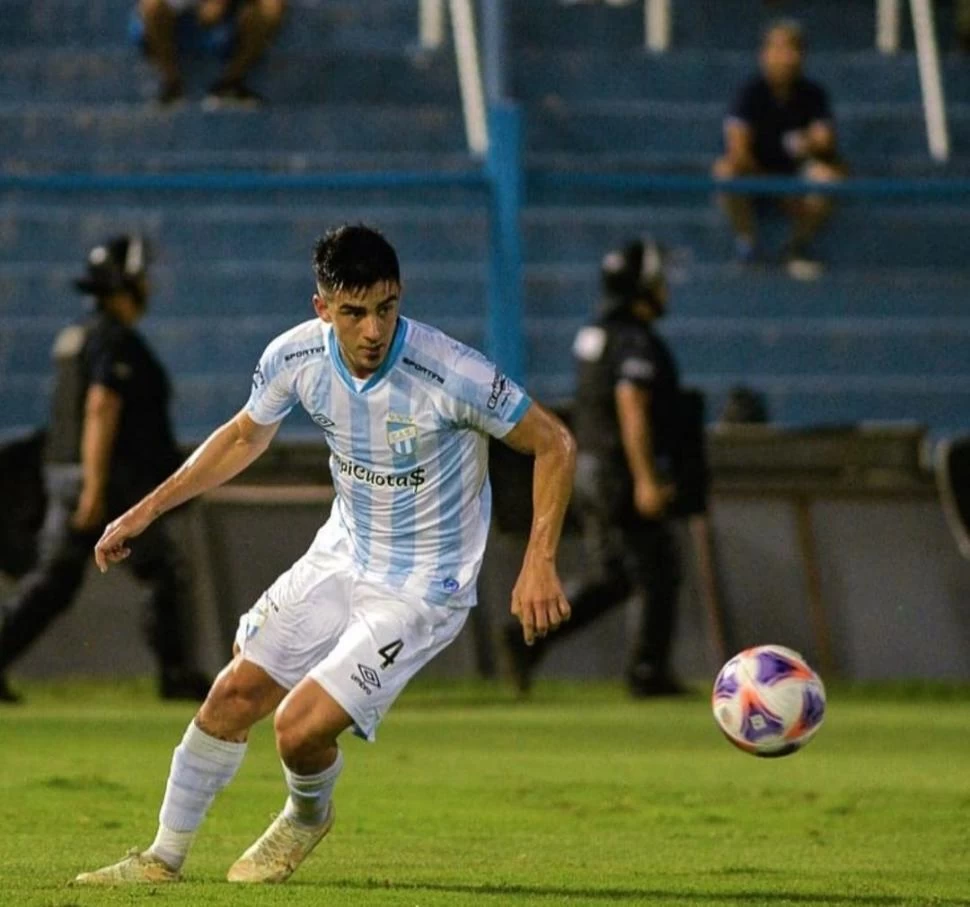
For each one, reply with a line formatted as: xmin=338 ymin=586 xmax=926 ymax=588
xmin=140 ymin=0 xmax=172 ymax=20
xmin=276 ymin=722 xmax=338 ymax=772
xmin=712 ymin=157 xmax=736 ymax=180
xmin=274 ymin=709 xmax=326 ymax=765
xmin=802 ymin=194 xmax=832 ymax=217
xmin=273 ymin=690 xmax=343 ymax=768
xmin=804 ymin=161 xmax=844 ymax=184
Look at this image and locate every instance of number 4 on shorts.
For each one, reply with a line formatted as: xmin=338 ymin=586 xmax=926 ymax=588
xmin=378 ymin=639 xmax=403 ymax=669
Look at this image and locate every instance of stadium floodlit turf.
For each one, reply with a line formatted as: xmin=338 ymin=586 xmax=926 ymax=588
xmin=0 ymin=680 xmax=968 ymax=907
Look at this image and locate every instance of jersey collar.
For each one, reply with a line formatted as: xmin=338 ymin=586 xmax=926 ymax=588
xmin=326 ymin=316 xmax=409 ymax=394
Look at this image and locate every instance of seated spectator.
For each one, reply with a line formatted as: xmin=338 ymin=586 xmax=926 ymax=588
xmin=135 ymin=0 xmax=285 ymax=107
xmin=712 ymin=21 xmax=846 ymax=280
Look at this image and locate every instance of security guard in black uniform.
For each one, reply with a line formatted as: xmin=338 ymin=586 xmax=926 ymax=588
xmin=506 ymin=237 xmax=689 ymax=697
xmin=0 ymin=236 xmax=209 ymax=703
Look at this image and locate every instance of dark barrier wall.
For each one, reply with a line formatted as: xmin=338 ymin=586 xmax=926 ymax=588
xmin=8 ymin=482 xmax=970 ymax=685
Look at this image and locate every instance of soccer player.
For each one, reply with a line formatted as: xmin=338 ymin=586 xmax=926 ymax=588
xmin=73 ymin=224 xmax=576 ymax=885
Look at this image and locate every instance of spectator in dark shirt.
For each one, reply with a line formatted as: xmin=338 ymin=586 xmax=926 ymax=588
xmin=713 ymin=21 xmax=846 ymax=280
xmin=136 ymin=0 xmax=285 ymax=106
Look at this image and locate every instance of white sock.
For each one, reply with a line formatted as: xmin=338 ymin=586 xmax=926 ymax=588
xmin=149 ymin=721 xmax=247 ymax=870
xmin=282 ymin=749 xmax=344 ymax=827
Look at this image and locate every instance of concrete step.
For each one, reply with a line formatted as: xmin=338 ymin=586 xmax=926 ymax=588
xmin=509 ymin=0 xmax=957 ymax=52
xmin=0 ymin=262 xmax=487 ymax=320
xmin=0 ymin=48 xmax=461 ymax=105
xmin=0 ymin=102 xmax=465 ymax=155
xmin=513 ymin=49 xmax=970 ymax=106
xmin=526 ymin=99 xmax=970 ymax=157
xmin=520 ymin=203 xmax=970 ymax=268
xmin=0 ymin=204 xmax=489 ymax=265
xmin=525 ymin=263 xmax=970 ymax=319
xmin=0 ymin=0 xmax=418 ymax=50
xmin=520 ymin=314 xmax=970 ymax=378
xmin=2 ymin=313 xmax=485 ymax=377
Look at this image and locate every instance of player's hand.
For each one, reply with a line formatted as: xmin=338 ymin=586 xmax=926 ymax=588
xmin=93 ymin=506 xmax=153 ymax=573
xmin=633 ymin=479 xmax=674 ymax=519
xmin=510 ymin=556 xmax=571 ymax=646
xmin=782 ymin=129 xmax=809 ymax=161
xmin=71 ymin=487 xmax=106 ymax=533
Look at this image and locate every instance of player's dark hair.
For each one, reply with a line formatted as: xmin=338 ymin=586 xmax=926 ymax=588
xmin=313 ymin=225 xmax=400 ymax=297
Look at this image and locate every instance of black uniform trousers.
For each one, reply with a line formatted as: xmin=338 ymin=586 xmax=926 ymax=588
xmin=552 ymin=454 xmax=682 ymax=677
xmin=0 ymin=466 xmax=194 ymax=677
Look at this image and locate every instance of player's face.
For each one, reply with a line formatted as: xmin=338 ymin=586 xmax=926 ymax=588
xmin=315 ymin=280 xmax=401 ymax=378
xmin=761 ymin=28 xmax=802 ymax=87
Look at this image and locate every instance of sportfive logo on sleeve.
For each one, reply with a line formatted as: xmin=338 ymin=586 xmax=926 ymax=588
xmin=402 ymin=356 xmax=445 ymax=385
xmin=487 ymin=369 xmax=512 ymax=411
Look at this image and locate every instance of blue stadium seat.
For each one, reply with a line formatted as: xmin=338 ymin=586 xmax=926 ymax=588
xmin=0 ymin=0 xmax=968 ymax=439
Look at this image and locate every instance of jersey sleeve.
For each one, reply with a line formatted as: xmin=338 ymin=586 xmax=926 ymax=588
xmin=244 ymin=340 xmax=299 ymax=425
xmin=611 ymin=330 xmax=658 ymax=390
xmin=443 ymin=343 xmax=532 ymax=438
xmin=85 ymin=326 xmax=135 ymax=395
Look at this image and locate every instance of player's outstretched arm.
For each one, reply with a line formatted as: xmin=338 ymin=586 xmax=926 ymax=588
xmin=94 ymin=410 xmax=280 ymax=573
xmin=501 ymin=402 xmax=577 ymax=645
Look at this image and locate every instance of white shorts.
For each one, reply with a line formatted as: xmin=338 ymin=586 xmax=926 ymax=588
xmin=234 ymin=529 xmax=468 ymax=742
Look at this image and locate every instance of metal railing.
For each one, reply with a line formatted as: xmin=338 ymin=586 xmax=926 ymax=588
xmin=418 ymin=0 xmax=489 ymax=156
xmin=5 ymin=161 xmax=970 ymax=395
xmin=877 ymin=0 xmax=951 ymax=162
xmin=418 ymin=1 xmax=953 ymax=163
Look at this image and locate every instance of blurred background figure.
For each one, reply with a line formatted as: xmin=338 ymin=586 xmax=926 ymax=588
xmin=713 ymin=20 xmax=846 ymax=280
xmin=959 ymin=0 xmax=970 ymax=52
xmin=135 ymin=0 xmax=286 ymax=106
xmin=0 ymin=236 xmax=209 ymax=704
xmin=506 ymin=238 xmax=692 ymax=698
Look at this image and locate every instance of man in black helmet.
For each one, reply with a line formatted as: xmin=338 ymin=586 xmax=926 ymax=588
xmin=506 ymin=238 xmax=687 ymax=698
xmin=0 ymin=236 xmax=209 ymax=703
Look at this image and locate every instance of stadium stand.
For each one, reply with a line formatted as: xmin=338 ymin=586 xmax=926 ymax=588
xmin=1 ymin=0 xmax=969 ymax=439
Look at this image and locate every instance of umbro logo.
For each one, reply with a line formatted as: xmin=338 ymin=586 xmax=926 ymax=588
xmin=357 ymin=664 xmax=381 ymax=688
xmin=311 ymin=412 xmax=335 ymax=430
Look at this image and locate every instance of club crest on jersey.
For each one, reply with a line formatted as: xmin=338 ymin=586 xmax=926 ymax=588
xmin=386 ymin=413 xmax=418 ymax=456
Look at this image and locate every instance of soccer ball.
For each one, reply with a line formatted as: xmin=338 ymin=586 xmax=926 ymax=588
xmin=711 ymin=644 xmax=826 ymax=758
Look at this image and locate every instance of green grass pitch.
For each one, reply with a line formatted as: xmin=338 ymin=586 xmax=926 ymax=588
xmin=0 ymin=680 xmax=968 ymax=907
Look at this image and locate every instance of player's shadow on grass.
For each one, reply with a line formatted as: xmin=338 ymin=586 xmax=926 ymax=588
xmin=320 ymin=879 xmax=970 ymax=905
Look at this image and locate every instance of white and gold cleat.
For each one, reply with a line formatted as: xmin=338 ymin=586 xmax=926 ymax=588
xmin=227 ymin=803 xmax=335 ymax=883
xmin=72 ymin=848 xmax=180 ymax=885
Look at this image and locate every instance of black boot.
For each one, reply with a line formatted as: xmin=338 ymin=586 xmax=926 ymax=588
xmin=503 ymin=625 xmax=543 ymax=695
xmin=627 ymin=663 xmax=690 ymax=699
xmin=0 ymin=673 xmax=22 ymax=704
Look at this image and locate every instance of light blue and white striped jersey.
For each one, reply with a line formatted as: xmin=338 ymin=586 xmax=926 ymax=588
xmin=245 ymin=316 xmax=531 ymax=608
